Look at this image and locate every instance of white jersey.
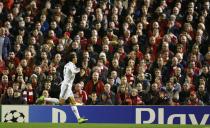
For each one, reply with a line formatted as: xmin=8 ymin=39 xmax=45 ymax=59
xmin=60 ymin=61 xmax=80 ymax=99
xmin=62 ymin=62 xmax=80 ymax=85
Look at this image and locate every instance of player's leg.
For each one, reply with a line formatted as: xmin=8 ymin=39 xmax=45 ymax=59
xmin=44 ymin=98 xmax=59 ymax=104
xmin=68 ymin=88 xmax=81 ymax=119
xmin=67 ymin=85 xmax=88 ymax=124
xmin=38 ymin=95 xmax=60 ymax=104
xmin=59 ymin=83 xmax=68 ymax=105
xmin=37 ymin=90 xmax=59 ymax=104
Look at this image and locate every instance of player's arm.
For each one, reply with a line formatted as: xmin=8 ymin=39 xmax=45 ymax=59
xmin=71 ymin=66 xmax=80 ymax=74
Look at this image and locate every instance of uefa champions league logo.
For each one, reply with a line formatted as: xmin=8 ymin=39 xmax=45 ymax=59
xmin=3 ymin=110 xmax=26 ymax=122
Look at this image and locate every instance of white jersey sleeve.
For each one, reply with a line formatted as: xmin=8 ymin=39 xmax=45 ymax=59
xmin=71 ymin=66 xmax=80 ymax=74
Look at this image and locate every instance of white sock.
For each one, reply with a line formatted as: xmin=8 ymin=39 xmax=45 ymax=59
xmin=44 ymin=98 xmax=59 ymax=104
xmin=71 ymin=106 xmax=80 ymax=119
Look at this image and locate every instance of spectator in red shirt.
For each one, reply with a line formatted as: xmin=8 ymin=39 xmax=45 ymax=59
xmin=130 ymin=88 xmax=143 ymax=105
xmin=116 ymin=85 xmax=132 ymax=105
xmin=73 ymin=83 xmax=88 ymax=105
xmin=5 ymin=51 xmax=20 ymax=68
xmin=84 ymin=71 xmax=105 ymax=97
xmin=185 ymin=91 xmax=204 ymax=105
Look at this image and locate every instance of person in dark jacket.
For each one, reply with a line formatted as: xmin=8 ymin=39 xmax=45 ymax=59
xmin=86 ymin=92 xmax=100 ymax=105
xmin=197 ymin=84 xmax=210 ymax=105
xmin=1 ymin=87 xmax=14 ymax=104
xmin=99 ymin=92 xmax=113 ymax=105
xmin=11 ymin=90 xmax=26 ymax=104
xmin=103 ymin=83 xmax=116 ymax=104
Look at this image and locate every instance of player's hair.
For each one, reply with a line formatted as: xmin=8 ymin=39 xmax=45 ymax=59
xmin=69 ymin=52 xmax=77 ymax=62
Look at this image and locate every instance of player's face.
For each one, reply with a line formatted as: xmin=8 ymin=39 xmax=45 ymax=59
xmin=73 ymin=56 xmax=78 ymax=64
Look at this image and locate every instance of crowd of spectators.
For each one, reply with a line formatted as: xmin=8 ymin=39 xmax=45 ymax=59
xmin=0 ymin=0 xmax=210 ymax=105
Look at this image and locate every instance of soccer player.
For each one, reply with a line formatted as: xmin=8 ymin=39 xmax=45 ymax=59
xmin=39 ymin=52 xmax=88 ymax=124
xmin=60 ymin=52 xmax=88 ymax=123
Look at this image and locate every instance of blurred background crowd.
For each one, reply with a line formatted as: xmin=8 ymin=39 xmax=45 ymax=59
xmin=0 ymin=0 xmax=209 ymax=105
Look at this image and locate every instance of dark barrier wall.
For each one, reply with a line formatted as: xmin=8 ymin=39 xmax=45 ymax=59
xmin=1 ymin=105 xmax=210 ymax=124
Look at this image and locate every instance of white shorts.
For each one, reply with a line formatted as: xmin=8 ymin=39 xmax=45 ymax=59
xmin=59 ymin=83 xmax=73 ymax=100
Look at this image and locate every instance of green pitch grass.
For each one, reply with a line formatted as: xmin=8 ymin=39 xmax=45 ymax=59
xmin=0 ymin=123 xmax=209 ymax=128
